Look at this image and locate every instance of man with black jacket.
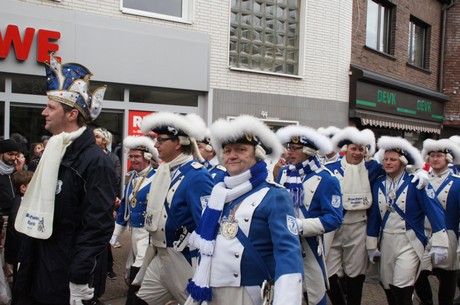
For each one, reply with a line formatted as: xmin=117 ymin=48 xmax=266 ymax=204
xmin=13 ymin=53 xmax=117 ymax=305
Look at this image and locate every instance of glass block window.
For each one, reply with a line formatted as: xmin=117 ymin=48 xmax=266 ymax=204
xmin=366 ymin=0 xmax=394 ymax=55
xmin=408 ymin=16 xmax=430 ymax=69
xmin=230 ymin=0 xmax=301 ymax=75
xmin=121 ymin=0 xmax=192 ymax=23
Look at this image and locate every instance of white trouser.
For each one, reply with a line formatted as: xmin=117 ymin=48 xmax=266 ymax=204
xmin=126 ymin=227 xmax=150 ymax=268
xmin=185 ymin=287 xmax=256 ymax=305
xmin=136 ymin=247 xmax=193 ymax=305
xmin=380 ymin=232 xmax=419 ymax=289
xmin=326 ymin=221 xmax=367 ymax=277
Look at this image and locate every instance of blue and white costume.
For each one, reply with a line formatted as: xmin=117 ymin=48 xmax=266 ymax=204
xmin=135 ymin=112 xmax=215 ymax=305
xmin=366 ymin=136 xmax=449 ymax=295
xmin=276 ymin=125 xmax=342 ymax=305
xmin=115 ymin=166 xmax=155 ymax=268
xmin=186 ymin=115 xmax=303 ymax=305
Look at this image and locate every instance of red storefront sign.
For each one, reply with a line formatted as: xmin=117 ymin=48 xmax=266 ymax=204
xmin=0 ymin=24 xmax=60 ymax=62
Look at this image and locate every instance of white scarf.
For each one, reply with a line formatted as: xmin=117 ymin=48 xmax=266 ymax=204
xmin=15 ymin=127 xmax=86 ymax=239
xmin=340 ymin=157 xmax=372 ymax=210
xmin=144 ymin=153 xmax=193 ymax=232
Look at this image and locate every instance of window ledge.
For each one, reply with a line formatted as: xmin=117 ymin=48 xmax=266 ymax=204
xmin=406 ymin=63 xmax=432 ymax=75
xmin=363 ymin=46 xmax=397 ymax=61
xmin=229 ymin=66 xmax=303 ymax=79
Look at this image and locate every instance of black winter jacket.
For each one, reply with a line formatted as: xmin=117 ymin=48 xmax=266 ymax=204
xmin=15 ymin=128 xmax=117 ymax=304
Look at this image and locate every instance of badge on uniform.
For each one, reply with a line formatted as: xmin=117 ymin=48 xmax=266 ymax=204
xmin=286 ymin=215 xmax=298 ymax=235
xmin=425 ymin=187 xmax=435 ymax=199
xmin=331 ymin=195 xmax=341 ymax=208
xmin=200 ymin=195 xmax=210 ymax=209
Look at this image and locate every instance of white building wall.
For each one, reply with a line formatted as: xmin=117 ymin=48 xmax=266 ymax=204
xmin=21 ymin=0 xmax=352 ymax=103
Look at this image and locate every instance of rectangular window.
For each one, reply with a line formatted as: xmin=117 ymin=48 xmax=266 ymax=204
xmin=0 ymin=76 xmax=4 ymax=92
xmin=12 ymin=74 xmax=46 ymax=95
xmin=128 ymin=85 xmax=199 ymax=107
xmin=120 ymin=0 xmax=192 ymax=23
xmin=366 ymin=0 xmax=394 ymax=54
xmin=408 ymin=17 xmax=430 ymax=69
xmin=229 ymin=0 xmax=301 ymax=76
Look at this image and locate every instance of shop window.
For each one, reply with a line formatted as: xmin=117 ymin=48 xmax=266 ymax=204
xmin=129 ymin=85 xmax=199 ymax=107
xmin=10 ymin=105 xmax=49 ymax=158
xmin=12 ymin=74 xmax=46 ymax=95
xmin=365 ymin=0 xmax=395 ymax=55
xmin=0 ymin=76 xmax=5 ymax=92
xmin=90 ymin=81 xmax=124 ymax=102
xmin=120 ymin=0 xmax=193 ymax=23
xmin=408 ymin=16 xmax=430 ymax=70
xmin=229 ymin=0 xmax=301 ymax=76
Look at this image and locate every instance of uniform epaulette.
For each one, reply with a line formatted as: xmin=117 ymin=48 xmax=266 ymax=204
xmin=320 ymin=167 xmax=334 ymax=176
xmin=216 ymin=165 xmax=227 ymax=172
xmin=266 ymin=179 xmax=285 ymax=188
xmin=124 ymin=171 xmax=136 ymax=185
xmin=191 ymin=161 xmax=203 ymax=169
xmin=451 ymin=173 xmax=460 ymax=179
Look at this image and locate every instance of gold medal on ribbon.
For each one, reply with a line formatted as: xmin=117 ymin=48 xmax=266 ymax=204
xmin=131 ymin=198 xmax=137 ymax=208
xmin=221 ymin=221 xmax=238 ymax=239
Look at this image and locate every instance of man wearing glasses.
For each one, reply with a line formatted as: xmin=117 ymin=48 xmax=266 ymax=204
xmin=110 ymin=136 xmax=158 ymax=305
xmin=132 ymin=112 xmax=214 ymax=305
xmin=275 ymin=125 xmax=342 ymax=305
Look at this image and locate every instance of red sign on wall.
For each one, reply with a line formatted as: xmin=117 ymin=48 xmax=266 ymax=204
xmin=0 ymin=24 xmax=61 ymax=63
xmin=128 ymin=110 xmax=154 ymax=136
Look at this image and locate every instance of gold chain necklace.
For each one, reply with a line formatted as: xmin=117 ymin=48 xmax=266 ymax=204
xmin=130 ymin=168 xmax=151 ymax=208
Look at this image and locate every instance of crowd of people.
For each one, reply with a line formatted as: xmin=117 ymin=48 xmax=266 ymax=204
xmin=0 ymin=53 xmax=460 ymax=305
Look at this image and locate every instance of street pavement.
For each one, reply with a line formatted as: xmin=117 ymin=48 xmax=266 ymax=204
xmin=100 ymin=230 xmax=453 ymax=305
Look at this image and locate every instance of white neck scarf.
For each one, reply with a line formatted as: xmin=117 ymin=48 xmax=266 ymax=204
xmin=15 ymin=127 xmax=86 ymax=239
xmin=340 ymin=157 xmax=372 ymax=210
xmin=144 ymin=153 xmax=193 ymax=232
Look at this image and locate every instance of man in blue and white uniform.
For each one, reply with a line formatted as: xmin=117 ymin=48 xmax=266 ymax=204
xmin=110 ymin=136 xmax=158 ymax=305
xmin=276 ymin=125 xmax=342 ymax=305
xmin=133 ymin=112 xmax=214 ymax=305
xmin=414 ymin=139 xmax=460 ymax=305
xmin=186 ymin=115 xmax=303 ymax=305
xmin=367 ymin=136 xmax=449 ymax=305
xmin=324 ymin=127 xmax=381 ymax=305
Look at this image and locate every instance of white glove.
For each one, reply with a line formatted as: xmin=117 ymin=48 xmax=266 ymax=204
xmin=109 ymin=234 xmax=118 ymax=247
xmin=411 ymin=169 xmax=429 ymax=190
xmin=429 ymin=246 xmax=448 ymax=264
xmin=367 ymin=248 xmax=381 ymax=264
xmin=295 ymin=218 xmax=303 ymax=234
xmin=69 ymin=282 xmax=94 ymax=305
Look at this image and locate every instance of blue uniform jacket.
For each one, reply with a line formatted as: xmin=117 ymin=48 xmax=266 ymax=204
xmin=367 ymin=171 xmax=447 ymax=247
xmin=116 ymin=168 xmax=155 ymax=228
xmin=209 ymin=181 xmax=304 ymax=287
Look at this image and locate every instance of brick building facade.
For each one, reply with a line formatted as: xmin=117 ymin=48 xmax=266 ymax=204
xmin=442 ymin=2 xmax=460 ymax=135
xmin=349 ymin=0 xmax=451 ymax=143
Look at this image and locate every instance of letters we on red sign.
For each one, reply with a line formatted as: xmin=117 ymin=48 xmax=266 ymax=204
xmin=0 ymin=24 xmax=61 ymax=63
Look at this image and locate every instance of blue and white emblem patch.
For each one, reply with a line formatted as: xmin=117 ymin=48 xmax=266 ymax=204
xmin=287 ymin=215 xmax=299 ymax=235
xmin=331 ymin=195 xmax=341 ymax=208
xmin=200 ymin=195 xmax=210 ymax=209
xmin=425 ymin=188 xmax=435 ymax=199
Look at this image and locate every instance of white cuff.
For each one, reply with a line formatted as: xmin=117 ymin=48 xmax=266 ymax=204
xmin=366 ymin=236 xmax=378 ymax=250
xmin=273 ymin=273 xmax=302 ymax=305
xmin=300 ymin=218 xmax=325 ymax=237
xmin=431 ymin=229 xmax=449 ymax=248
xmin=113 ymin=223 xmax=126 ymax=237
